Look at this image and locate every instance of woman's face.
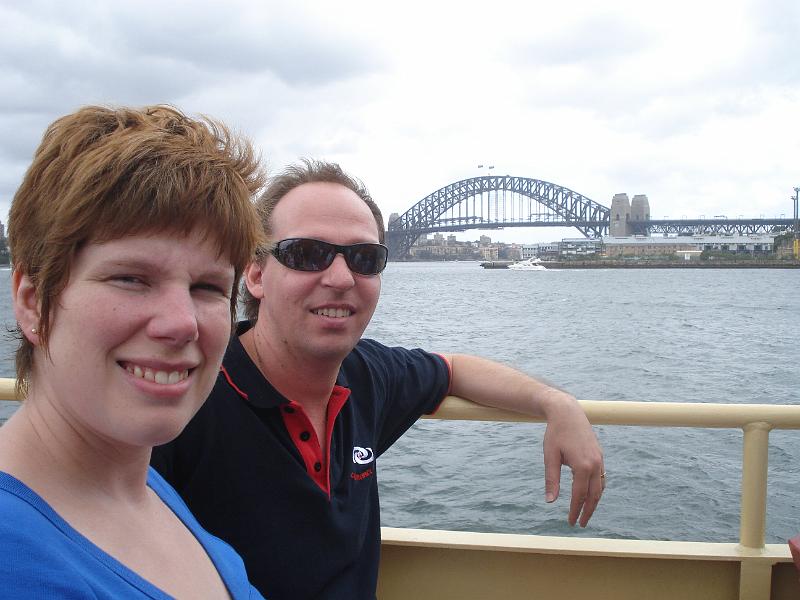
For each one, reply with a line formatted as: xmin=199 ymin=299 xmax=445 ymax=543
xmin=31 ymin=229 xmax=235 ymax=449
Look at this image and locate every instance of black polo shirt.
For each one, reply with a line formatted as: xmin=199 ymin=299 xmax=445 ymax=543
xmin=151 ymin=321 xmax=450 ymax=600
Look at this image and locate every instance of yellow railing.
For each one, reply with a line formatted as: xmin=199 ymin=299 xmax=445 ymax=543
xmin=426 ymin=396 xmax=800 ymax=552
xmin=420 ymin=396 xmax=800 ymax=600
xmin=2 ymin=380 xmax=798 ymax=599
xmin=428 ymin=396 xmax=800 ymax=548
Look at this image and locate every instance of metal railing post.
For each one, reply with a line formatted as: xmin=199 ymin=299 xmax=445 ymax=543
xmin=739 ymin=422 xmax=770 ymax=549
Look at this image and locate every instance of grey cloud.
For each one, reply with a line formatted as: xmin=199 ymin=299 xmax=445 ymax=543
xmin=0 ymin=5 xmax=212 ymax=116
xmin=3 ymin=1 xmax=382 ymax=89
xmin=509 ymin=14 xmax=650 ymax=68
xmin=0 ymin=1 xmax=383 ymax=116
xmin=734 ymin=0 xmax=800 ymax=86
xmin=504 ymin=5 xmax=796 ymax=127
xmin=0 ymin=0 xmax=384 ymax=175
xmin=0 ymin=113 xmax=54 ymax=162
xmin=119 ymin=20 xmax=381 ymax=88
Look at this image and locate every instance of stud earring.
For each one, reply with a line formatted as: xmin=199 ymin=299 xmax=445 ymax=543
xmin=31 ymin=328 xmax=37 ymax=334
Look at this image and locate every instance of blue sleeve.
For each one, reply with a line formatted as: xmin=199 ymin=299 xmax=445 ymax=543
xmin=0 ymin=515 xmax=97 ymax=599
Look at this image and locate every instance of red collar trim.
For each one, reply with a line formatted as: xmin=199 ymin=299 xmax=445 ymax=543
xmin=220 ymin=365 xmax=248 ymax=400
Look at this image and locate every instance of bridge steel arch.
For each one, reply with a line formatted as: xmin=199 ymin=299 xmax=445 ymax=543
xmin=386 ymin=175 xmax=610 ymax=259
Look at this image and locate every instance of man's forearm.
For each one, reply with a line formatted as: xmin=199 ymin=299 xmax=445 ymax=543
xmin=442 ymin=353 xmax=578 ymax=417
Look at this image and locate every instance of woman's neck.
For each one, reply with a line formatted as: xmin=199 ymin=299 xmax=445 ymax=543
xmin=0 ymin=395 xmax=151 ymax=505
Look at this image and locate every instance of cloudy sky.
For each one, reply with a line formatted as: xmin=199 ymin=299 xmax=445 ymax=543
xmin=1 ymin=0 xmax=798 ymax=243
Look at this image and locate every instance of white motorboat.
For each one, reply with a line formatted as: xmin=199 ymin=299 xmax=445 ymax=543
xmin=507 ymin=257 xmax=547 ymax=271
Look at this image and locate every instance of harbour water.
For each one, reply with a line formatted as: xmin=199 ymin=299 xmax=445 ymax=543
xmin=1 ymin=263 xmax=798 ymax=543
xmin=367 ymin=262 xmax=800 ymax=544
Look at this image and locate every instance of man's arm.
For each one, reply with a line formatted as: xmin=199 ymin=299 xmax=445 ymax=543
xmin=441 ymin=353 xmax=604 ymax=528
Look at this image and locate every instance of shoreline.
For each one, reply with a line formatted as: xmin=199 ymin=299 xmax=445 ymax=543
xmin=479 ymin=260 xmax=800 ymax=269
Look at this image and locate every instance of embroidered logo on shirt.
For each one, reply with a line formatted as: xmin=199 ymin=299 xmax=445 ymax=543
xmin=351 ymin=467 xmax=374 ymax=481
xmin=353 ymin=446 xmax=375 ymax=464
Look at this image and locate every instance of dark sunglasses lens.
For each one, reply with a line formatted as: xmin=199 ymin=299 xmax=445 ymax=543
xmin=279 ymin=239 xmax=336 ymax=271
xmin=346 ymin=245 xmax=388 ymax=275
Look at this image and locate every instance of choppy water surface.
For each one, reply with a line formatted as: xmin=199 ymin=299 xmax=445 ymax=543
xmin=365 ymin=262 xmax=800 ymax=543
xmin=1 ymin=264 xmax=798 ymax=543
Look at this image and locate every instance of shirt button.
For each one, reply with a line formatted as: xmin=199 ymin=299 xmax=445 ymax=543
xmin=314 ymin=462 xmax=322 ymax=472
xmin=283 ymin=406 xmax=295 ymax=414
xmin=300 ymin=431 xmax=311 ymax=442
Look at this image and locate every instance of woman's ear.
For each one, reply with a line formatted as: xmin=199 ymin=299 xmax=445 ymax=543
xmin=12 ymin=270 xmax=41 ymax=343
xmin=244 ymin=261 xmax=266 ymax=300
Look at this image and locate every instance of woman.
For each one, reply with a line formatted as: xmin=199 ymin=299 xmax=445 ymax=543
xmin=0 ymin=105 xmax=266 ymax=598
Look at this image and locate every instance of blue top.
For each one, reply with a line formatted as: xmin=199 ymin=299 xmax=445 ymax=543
xmin=152 ymin=321 xmax=451 ymax=600
xmin=0 ymin=467 xmax=264 ymax=599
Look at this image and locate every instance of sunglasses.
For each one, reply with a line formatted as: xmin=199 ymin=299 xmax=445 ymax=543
xmin=271 ymin=238 xmax=388 ymax=276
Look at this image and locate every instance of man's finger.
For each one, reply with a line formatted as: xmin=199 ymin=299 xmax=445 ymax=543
xmin=568 ymin=468 xmax=591 ymax=526
xmin=577 ymin=470 xmax=605 ymax=527
xmin=543 ymin=449 xmax=561 ymax=504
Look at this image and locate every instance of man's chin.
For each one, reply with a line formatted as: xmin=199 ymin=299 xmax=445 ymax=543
xmin=305 ymin=337 xmax=360 ymax=362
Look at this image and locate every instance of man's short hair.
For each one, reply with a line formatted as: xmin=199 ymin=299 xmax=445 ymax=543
xmin=241 ymin=159 xmax=385 ymax=322
xmin=9 ymin=104 xmax=266 ymax=395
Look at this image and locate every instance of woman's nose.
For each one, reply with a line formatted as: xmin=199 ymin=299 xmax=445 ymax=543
xmin=147 ymin=287 xmax=199 ymax=345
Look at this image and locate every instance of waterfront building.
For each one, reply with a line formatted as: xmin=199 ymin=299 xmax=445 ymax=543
xmin=503 ymin=245 xmax=522 ymax=261
xmin=0 ymin=221 xmax=7 ymax=265
xmin=602 ymin=234 xmax=774 ymax=257
xmin=559 ymin=238 xmax=602 ymax=257
xmin=479 ymin=246 xmax=499 ymax=260
xmin=409 ymin=234 xmax=480 ymax=260
xmin=522 ymin=243 xmax=558 ymax=259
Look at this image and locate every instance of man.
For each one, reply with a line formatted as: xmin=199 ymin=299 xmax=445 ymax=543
xmin=152 ymin=160 xmax=605 ymax=600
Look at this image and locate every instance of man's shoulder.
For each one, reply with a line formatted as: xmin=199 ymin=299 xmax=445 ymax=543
xmin=345 ymin=338 xmax=408 ymax=369
xmin=348 ymin=338 xmax=440 ymax=363
xmin=351 ymin=337 xmax=393 ymax=355
xmin=343 ymin=339 xmax=447 ymax=382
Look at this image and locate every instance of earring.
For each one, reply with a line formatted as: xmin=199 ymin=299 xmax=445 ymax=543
xmin=31 ymin=328 xmax=37 ymax=334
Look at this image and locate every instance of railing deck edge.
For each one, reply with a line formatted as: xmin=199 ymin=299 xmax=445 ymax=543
xmin=380 ymin=527 xmax=791 ymax=562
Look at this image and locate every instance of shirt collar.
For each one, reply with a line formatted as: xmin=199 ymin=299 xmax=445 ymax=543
xmin=223 ymin=320 xmax=351 ymax=409
xmin=220 ymin=320 xmax=287 ymax=409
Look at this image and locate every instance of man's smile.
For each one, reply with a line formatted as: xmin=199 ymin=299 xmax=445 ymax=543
xmin=312 ymin=307 xmax=353 ymax=318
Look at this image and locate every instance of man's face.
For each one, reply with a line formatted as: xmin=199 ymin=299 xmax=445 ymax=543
xmin=248 ymin=182 xmax=382 ymax=364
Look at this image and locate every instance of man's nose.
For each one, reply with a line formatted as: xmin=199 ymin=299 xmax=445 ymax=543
xmin=321 ymin=253 xmax=355 ymax=289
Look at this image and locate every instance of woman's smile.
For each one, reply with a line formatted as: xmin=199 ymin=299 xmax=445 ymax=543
xmin=32 ymin=230 xmax=235 ymax=448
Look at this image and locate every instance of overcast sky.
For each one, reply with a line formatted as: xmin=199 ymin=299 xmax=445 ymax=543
xmin=2 ymin=0 xmax=798 ymax=243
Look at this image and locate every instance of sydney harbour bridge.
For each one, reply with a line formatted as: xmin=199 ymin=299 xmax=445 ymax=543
xmin=385 ymin=175 xmax=796 ymax=259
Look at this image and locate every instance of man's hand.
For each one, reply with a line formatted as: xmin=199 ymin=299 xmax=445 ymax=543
xmin=541 ymin=393 xmax=604 ymax=527
xmin=444 ymin=353 xmax=605 ymax=527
